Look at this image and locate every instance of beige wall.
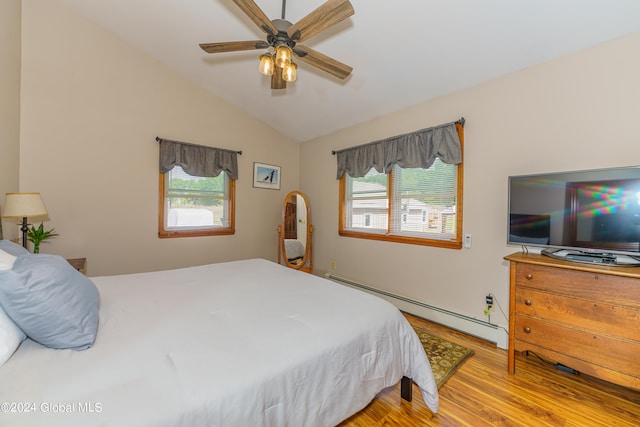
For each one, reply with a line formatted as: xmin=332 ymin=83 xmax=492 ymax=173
xmin=19 ymin=0 xmax=299 ymax=275
xmin=300 ymin=32 xmax=640 ymax=326
xmin=14 ymin=1 xmax=640 ymax=328
xmin=0 ymin=0 xmax=21 ymax=239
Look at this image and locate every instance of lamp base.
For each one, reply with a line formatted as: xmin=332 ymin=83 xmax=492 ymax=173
xmin=20 ymin=217 xmax=28 ymax=249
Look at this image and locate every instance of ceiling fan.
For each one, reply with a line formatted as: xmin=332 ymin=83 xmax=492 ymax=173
xmin=199 ymin=0 xmax=354 ymax=90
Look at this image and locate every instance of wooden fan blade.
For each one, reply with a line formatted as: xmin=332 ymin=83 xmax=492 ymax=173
xmin=287 ymin=0 xmax=354 ymax=42
xmin=233 ymin=0 xmax=278 ymax=35
xmin=271 ymin=65 xmax=287 ymax=90
xmin=199 ymin=41 xmax=267 ymax=53
xmin=294 ymin=45 xmax=352 ymax=80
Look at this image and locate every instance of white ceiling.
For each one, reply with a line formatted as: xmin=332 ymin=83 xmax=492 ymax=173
xmin=57 ymin=0 xmax=640 ymax=143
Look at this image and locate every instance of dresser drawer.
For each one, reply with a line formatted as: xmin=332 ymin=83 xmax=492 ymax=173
xmin=515 ymin=263 xmax=640 ymax=309
xmin=515 ymin=287 xmax=640 ymax=342
xmin=514 ymin=315 xmax=640 ymax=377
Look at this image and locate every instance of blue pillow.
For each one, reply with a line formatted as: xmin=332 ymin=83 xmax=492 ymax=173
xmin=0 ymin=240 xmax=28 ymax=256
xmin=0 ymin=254 xmax=99 ymax=350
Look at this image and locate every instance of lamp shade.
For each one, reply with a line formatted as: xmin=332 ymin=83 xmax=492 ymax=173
xmin=275 ymin=45 xmax=292 ymax=68
xmin=282 ymin=62 xmax=297 ymax=82
xmin=2 ymin=192 xmax=48 ymax=218
xmin=258 ymin=53 xmax=275 ymax=76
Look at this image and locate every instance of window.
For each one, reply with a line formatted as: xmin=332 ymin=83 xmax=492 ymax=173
xmin=159 ymin=165 xmax=235 ymax=238
xmin=336 ymin=120 xmax=464 ymax=248
xmin=340 ymin=159 xmax=462 ymax=248
xmin=157 ymin=138 xmax=238 ymax=238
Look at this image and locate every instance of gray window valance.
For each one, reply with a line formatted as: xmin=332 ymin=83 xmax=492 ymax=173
xmin=158 ymin=138 xmax=239 ymax=180
xmin=335 ymin=119 xmax=463 ymax=179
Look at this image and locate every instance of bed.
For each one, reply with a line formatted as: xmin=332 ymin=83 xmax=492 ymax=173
xmin=0 ymin=246 xmax=438 ymax=426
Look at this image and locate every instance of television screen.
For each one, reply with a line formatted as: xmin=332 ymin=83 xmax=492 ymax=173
xmin=508 ymin=166 xmax=640 ymax=261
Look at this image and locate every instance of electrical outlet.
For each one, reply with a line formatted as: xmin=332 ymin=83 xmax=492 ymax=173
xmin=331 ymin=261 xmax=337 ymax=270
xmin=485 ymin=294 xmax=494 ymax=306
xmin=484 ymin=294 xmax=494 ymax=317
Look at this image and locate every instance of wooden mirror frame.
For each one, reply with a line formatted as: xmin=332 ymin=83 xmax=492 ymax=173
xmin=277 ymin=191 xmax=313 ymax=273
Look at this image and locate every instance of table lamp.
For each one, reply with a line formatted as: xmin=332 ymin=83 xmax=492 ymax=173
xmin=2 ymin=192 xmax=49 ymax=248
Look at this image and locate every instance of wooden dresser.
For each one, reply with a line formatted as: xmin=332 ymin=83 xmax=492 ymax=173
xmin=505 ymin=252 xmax=640 ymax=390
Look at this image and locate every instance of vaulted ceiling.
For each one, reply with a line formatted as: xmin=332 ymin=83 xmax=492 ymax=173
xmin=57 ymin=0 xmax=640 ymax=142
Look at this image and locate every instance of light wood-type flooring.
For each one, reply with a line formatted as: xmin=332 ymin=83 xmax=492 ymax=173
xmin=339 ymin=313 xmax=640 ymax=426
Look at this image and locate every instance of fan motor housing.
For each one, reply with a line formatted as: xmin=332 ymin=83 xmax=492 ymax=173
xmin=268 ymin=19 xmax=297 ymax=47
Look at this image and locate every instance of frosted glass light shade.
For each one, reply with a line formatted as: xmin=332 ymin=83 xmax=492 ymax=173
xmin=2 ymin=192 xmax=48 ymax=218
xmin=258 ymin=53 xmax=275 ymax=76
xmin=275 ymin=45 xmax=292 ymax=68
xmin=282 ymin=62 xmax=297 ymax=82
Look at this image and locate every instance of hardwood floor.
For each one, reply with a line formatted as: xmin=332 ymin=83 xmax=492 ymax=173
xmin=338 ymin=312 xmax=640 ymax=426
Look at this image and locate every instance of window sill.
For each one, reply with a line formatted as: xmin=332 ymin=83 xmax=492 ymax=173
xmin=158 ymin=228 xmax=235 ymax=238
xmin=338 ymin=229 xmax=462 ymax=249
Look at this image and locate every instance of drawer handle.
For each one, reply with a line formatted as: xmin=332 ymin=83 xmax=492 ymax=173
xmin=525 ymin=299 xmax=532 ymax=306
xmin=525 ymin=273 xmax=533 ymax=280
xmin=524 ymin=327 xmax=531 ymax=334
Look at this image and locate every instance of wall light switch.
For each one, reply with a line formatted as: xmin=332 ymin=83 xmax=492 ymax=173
xmin=464 ymin=234 xmax=472 ymax=248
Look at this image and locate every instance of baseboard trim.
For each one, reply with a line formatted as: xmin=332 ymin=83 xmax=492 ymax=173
xmin=325 ymin=273 xmax=508 ymax=350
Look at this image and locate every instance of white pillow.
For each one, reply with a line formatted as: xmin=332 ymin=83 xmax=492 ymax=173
xmin=0 ymin=249 xmax=17 ymax=271
xmin=0 ymin=304 xmax=26 ymax=366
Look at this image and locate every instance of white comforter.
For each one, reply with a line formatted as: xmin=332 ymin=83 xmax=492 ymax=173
xmin=284 ymin=239 xmax=305 ymax=260
xmin=0 ymin=259 xmax=438 ymax=426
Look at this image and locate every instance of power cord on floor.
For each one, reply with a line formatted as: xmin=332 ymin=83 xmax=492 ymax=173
xmin=526 ymin=351 xmax=579 ymax=375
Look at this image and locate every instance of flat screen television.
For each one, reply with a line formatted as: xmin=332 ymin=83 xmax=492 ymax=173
xmin=507 ymin=165 xmax=640 ymax=266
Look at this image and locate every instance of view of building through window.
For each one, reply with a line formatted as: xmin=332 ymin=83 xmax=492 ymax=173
xmin=165 ymin=165 xmax=229 ymax=230
xmin=343 ymin=159 xmax=457 ymax=240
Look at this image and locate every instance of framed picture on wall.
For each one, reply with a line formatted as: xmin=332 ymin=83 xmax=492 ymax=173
xmin=253 ymin=162 xmax=281 ymax=190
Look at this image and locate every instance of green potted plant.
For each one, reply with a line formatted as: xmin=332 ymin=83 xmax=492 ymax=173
xmin=27 ymin=223 xmax=59 ymax=254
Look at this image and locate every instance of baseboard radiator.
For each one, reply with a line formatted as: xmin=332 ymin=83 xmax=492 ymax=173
xmin=325 ymin=273 xmax=508 ymax=350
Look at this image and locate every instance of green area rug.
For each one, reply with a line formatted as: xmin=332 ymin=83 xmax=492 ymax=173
xmin=413 ymin=327 xmax=474 ymax=389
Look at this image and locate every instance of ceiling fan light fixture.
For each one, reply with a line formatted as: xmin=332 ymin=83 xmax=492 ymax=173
xmin=259 ymin=53 xmax=275 ymax=76
xmin=200 ymin=0 xmax=355 ymax=90
xmin=282 ymin=62 xmax=297 ymax=82
xmin=275 ymin=45 xmax=293 ymax=68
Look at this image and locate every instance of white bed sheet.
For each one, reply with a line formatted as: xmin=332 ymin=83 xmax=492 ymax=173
xmin=0 ymin=259 xmax=438 ymax=426
xmin=284 ymin=239 xmax=305 ymax=260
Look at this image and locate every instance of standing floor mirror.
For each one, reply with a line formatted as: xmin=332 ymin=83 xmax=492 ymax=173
xmin=277 ymin=191 xmax=313 ymax=273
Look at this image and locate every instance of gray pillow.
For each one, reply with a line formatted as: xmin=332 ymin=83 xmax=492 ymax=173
xmin=0 ymin=240 xmax=29 ymax=256
xmin=0 ymin=253 xmax=99 ymax=350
